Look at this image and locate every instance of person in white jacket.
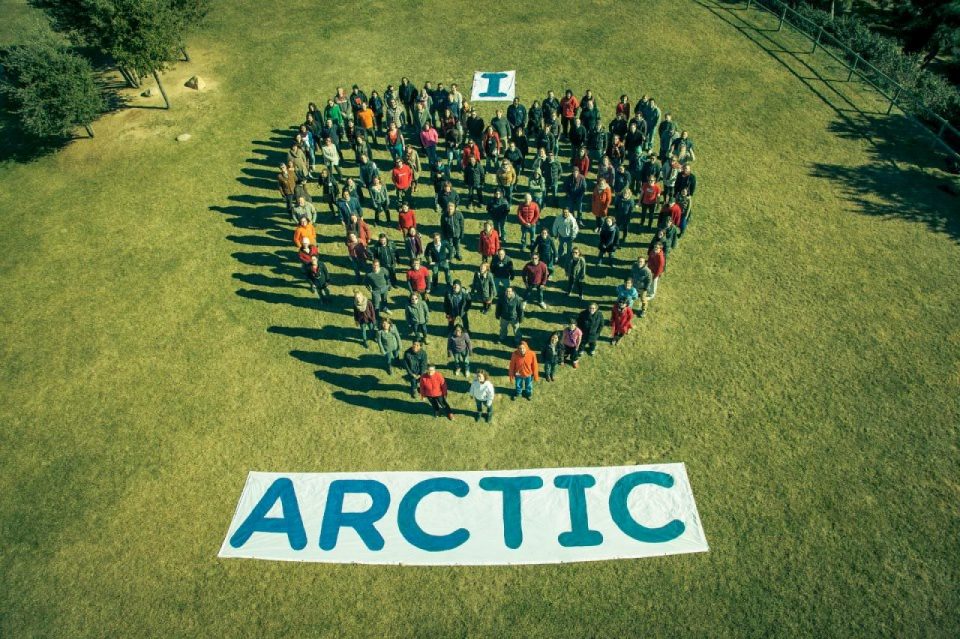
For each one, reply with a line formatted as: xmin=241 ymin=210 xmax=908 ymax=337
xmin=468 ymin=370 xmax=495 ymax=423
xmin=551 ymin=208 xmax=579 ymax=267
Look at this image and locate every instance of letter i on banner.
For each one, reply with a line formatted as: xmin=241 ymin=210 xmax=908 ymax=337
xmin=471 ymin=71 xmax=516 ymax=102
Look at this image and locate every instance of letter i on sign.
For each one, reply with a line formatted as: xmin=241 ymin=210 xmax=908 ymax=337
xmin=471 ymin=71 xmax=516 ymax=102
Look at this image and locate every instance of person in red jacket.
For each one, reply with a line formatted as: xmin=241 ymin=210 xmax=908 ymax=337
xmin=658 ymin=197 xmax=682 ymax=229
xmin=419 ymin=365 xmax=453 ymax=419
xmin=647 ymin=242 xmax=666 ymax=300
xmin=297 ymin=237 xmax=318 ymax=288
xmin=591 ymin=177 xmax=612 ymax=230
xmin=478 ymin=221 xmax=500 ymax=263
xmin=559 ymin=89 xmax=580 ymax=139
xmin=406 ymin=257 xmax=431 ymax=300
xmin=572 ymin=147 xmax=590 ymax=178
xmin=640 ymin=174 xmax=662 ymax=228
xmin=461 ymin=139 xmax=481 ymax=170
xmin=391 ymin=158 xmax=414 ymax=205
xmin=517 ymin=193 xmax=541 ymax=250
xmin=397 ymin=202 xmax=417 ymax=236
xmin=522 ymin=253 xmax=549 ymax=309
xmin=610 ymin=298 xmax=634 ymax=345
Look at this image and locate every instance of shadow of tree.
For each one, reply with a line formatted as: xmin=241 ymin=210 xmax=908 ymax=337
xmin=694 ymin=0 xmax=960 ymax=244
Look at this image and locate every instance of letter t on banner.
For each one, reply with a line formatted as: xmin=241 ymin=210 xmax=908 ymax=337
xmin=471 ymin=71 xmax=516 ymax=102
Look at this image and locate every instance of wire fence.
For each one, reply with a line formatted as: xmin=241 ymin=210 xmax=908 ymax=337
xmin=743 ymin=0 xmax=960 ymax=161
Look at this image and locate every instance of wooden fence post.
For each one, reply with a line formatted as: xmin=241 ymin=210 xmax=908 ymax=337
xmin=778 ymin=5 xmax=787 ymax=31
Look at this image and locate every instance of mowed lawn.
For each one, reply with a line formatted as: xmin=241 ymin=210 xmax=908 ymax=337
xmin=1 ymin=0 xmax=958 ymax=636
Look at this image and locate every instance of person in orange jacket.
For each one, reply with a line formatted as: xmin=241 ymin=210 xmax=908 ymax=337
xmin=293 ymin=215 xmax=317 ymax=247
xmin=591 ymin=177 xmax=612 ymax=231
xmin=419 ymin=364 xmax=454 ymax=419
xmin=508 ymin=340 xmax=540 ymax=401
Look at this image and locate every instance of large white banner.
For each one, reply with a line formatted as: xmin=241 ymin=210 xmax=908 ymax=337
xmin=219 ymin=464 xmax=708 ymax=565
xmin=471 ymin=70 xmax=516 ymax=102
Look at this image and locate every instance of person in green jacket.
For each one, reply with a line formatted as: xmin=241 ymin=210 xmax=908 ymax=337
xmin=404 ymin=291 xmax=430 ymax=344
xmin=528 ymin=169 xmax=546 ymax=210
xmin=566 ymin=246 xmax=587 ymax=299
xmin=402 ymin=340 xmax=429 ymax=398
xmin=376 ymin=317 xmax=403 ymax=374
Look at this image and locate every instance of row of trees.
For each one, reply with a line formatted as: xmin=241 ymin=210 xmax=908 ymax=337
xmin=0 ymin=0 xmax=208 ymax=139
xmin=787 ymin=0 xmax=960 ymax=124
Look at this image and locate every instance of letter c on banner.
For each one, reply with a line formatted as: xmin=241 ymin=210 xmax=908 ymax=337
xmin=478 ymin=476 xmax=543 ymax=549
xmin=609 ymin=471 xmax=686 ymax=543
xmin=319 ymin=479 xmax=391 ymax=551
xmin=229 ymin=477 xmax=307 ymax=550
xmin=398 ymin=478 xmax=470 ymax=552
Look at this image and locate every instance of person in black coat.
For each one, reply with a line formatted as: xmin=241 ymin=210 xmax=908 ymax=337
xmin=424 ymin=232 xmax=453 ymax=288
xmin=577 ymin=302 xmax=604 ymax=357
xmin=464 ymin=156 xmax=485 ymax=208
xmin=597 ymin=216 xmax=619 ymax=266
xmin=487 ymin=189 xmax=510 ymax=242
xmin=443 ymin=280 xmax=472 ymax=331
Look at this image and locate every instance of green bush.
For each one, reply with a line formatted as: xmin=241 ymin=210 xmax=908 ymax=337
xmin=0 ymin=37 xmax=104 ymax=138
xmin=775 ymin=0 xmax=960 ymax=126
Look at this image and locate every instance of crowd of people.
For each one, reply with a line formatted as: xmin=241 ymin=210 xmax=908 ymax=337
xmin=277 ymin=80 xmax=700 ymax=421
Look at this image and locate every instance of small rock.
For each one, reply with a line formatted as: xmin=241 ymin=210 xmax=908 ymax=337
xmin=184 ymin=76 xmax=205 ymax=90
xmin=141 ymin=88 xmax=153 ymax=97
xmin=176 ymin=133 xmax=192 ymax=142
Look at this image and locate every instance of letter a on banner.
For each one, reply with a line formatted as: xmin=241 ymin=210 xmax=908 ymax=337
xmin=471 ymin=70 xmax=516 ymax=102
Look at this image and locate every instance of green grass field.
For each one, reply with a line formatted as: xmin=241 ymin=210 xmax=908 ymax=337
xmin=1 ymin=0 xmax=958 ymax=636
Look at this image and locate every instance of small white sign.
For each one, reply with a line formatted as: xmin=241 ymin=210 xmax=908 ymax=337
xmin=471 ymin=70 xmax=516 ymax=102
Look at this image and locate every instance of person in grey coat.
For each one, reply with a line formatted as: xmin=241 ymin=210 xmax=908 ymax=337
xmin=404 ymin=292 xmax=430 ymax=344
xmin=376 ymin=318 xmax=403 ymax=374
xmin=446 ymin=325 xmax=473 ymax=376
xmin=471 ymin=262 xmax=497 ymax=314
xmin=439 ymin=202 xmax=465 ymax=260
xmin=365 ymin=259 xmax=392 ymax=314
xmin=496 ymin=286 xmax=525 ymax=345
xmin=630 ymin=255 xmax=653 ymax=318
xmin=358 ymin=154 xmax=380 ymax=202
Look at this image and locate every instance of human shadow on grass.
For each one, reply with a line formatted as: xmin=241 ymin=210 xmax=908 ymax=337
xmin=237 ymin=176 xmax=277 ymax=190
xmin=290 ymin=349 xmax=386 ymax=371
xmin=236 ymin=287 xmax=322 ymax=309
xmin=330 ymin=389 xmax=429 ymax=413
xmin=233 ymin=272 xmax=301 ymax=290
xmin=225 ymin=234 xmax=288 ymax=248
xmin=271 ymin=325 xmax=354 ymax=341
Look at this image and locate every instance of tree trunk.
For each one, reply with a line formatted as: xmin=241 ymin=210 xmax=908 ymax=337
xmin=919 ymin=45 xmax=940 ymax=70
xmin=153 ymin=69 xmax=170 ymax=109
xmin=830 ymin=0 xmax=835 ymax=20
xmin=84 ymin=124 xmax=95 ymax=138
xmin=180 ymin=46 xmax=191 ymax=62
xmin=120 ymin=67 xmax=139 ymax=88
